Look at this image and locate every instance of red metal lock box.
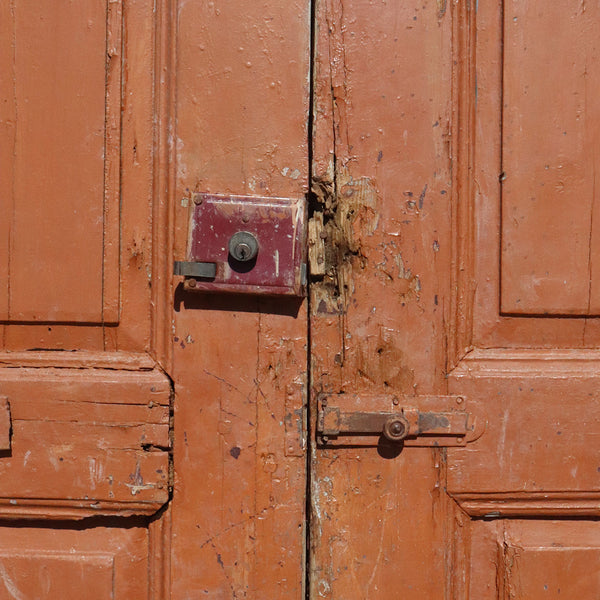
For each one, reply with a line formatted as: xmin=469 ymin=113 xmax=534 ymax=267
xmin=175 ymin=193 xmax=307 ymax=296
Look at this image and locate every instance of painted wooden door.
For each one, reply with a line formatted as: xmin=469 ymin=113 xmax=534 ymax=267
xmin=5 ymin=0 xmax=600 ymax=598
xmin=0 ymin=0 xmax=172 ymax=596
xmin=309 ymin=0 xmax=600 ymax=598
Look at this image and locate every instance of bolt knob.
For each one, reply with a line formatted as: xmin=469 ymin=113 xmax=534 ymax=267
xmin=383 ymin=415 xmax=409 ymax=442
xmin=229 ymin=231 xmax=259 ymax=262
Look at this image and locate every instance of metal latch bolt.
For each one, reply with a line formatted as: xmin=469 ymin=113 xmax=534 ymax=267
xmin=317 ymin=393 xmax=484 ymax=447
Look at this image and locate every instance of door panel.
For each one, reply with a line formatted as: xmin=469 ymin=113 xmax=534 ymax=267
xmin=0 ymin=0 xmax=120 ymax=323
xmin=501 ymin=1 xmax=600 ymax=316
xmin=0 ymin=0 xmax=173 ymax=596
xmin=448 ymin=352 xmax=600 ymax=504
xmin=0 ymin=0 xmax=161 ymax=353
xmin=0 ymin=525 xmax=150 ymax=599
xmin=309 ymin=0 xmax=600 ymax=598
xmin=0 ymin=368 xmax=169 ymax=518
xmin=470 ymin=0 xmax=600 ymax=348
xmin=469 ymin=520 xmax=600 ymax=599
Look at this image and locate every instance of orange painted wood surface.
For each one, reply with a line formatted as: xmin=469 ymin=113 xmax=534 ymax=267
xmin=0 ymin=0 xmax=119 ymax=323
xmin=0 ymin=368 xmax=170 ymax=518
xmin=501 ymin=1 xmax=600 ymax=315
xmin=170 ymin=0 xmax=310 ymax=597
xmin=309 ymin=0 xmax=600 ymax=598
xmin=3 ymin=0 xmax=600 ymax=597
xmin=309 ymin=0 xmax=453 ymax=597
xmin=0 ymin=0 xmax=173 ymax=596
xmin=468 ymin=520 xmax=600 ymax=598
xmin=0 ymin=524 xmax=150 ymax=599
xmin=1 ymin=0 xmax=160 ymax=352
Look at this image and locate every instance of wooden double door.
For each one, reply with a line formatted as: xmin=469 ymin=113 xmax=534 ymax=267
xmin=2 ymin=0 xmax=600 ymax=597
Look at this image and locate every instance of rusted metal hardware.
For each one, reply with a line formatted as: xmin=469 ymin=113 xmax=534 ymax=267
xmin=317 ymin=394 xmax=484 ymax=447
xmin=0 ymin=397 xmax=11 ymax=451
xmin=174 ymin=193 xmax=307 ymax=296
xmin=173 ymin=261 xmax=217 ymax=279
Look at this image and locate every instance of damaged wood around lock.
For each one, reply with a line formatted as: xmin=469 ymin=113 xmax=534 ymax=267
xmin=308 ymin=167 xmax=379 ymax=313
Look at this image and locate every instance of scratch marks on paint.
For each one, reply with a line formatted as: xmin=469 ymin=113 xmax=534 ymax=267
xmin=198 ymin=505 xmax=279 ymax=551
xmin=437 ymin=0 xmax=447 ymax=20
xmin=363 ymin=500 xmax=389 ymax=598
xmin=126 ymin=460 xmax=154 ymax=495
xmin=0 ymin=563 xmax=25 ymax=600
xmin=203 ymin=369 xmax=246 ymax=399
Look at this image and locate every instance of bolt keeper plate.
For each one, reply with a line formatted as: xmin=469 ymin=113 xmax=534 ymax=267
xmin=181 ymin=193 xmax=307 ymax=296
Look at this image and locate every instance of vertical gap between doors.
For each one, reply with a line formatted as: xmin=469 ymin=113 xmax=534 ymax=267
xmin=304 ymin=0 xmax=317 ymax=597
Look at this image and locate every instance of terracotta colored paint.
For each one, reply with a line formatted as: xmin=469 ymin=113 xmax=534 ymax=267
xmin=1 ymin=0 xmax=599 ymax=597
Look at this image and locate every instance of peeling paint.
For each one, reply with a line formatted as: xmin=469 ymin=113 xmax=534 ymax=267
xmin=309 ymin=166 xmax=379 ymax=312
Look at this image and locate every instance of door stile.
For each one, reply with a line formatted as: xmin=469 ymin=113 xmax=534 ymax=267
xmin=307 ymin=0 xmax=455 ymax=597
xmin=152 ymin=0 xmax=178 ymax=375
xmin=169 ymin=0 xmax=311 ymax=596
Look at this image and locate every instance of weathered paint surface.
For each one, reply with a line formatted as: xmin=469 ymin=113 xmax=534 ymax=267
xmin=309 ymin=0 xmax=453 ymax=596
xmin=170 ymin=0 xmax=310 ymax=597
xmin=309 ymin=0 xmax=600 ymax=598
xmin=3 ymin=0 xmax=600 ymax=597
xmin=0 ymin=0 xmax=173 ymax=596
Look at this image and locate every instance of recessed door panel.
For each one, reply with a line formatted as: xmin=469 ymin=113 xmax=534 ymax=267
xmin=469 ymin=520 xmax=600 ymax=599
xmin=0 ymin=0 xmax=121 ymax=324
xmin=0 ymin=525 xmax=149 ymax=600
xmin=501 ymin=1 xmax=600 ymax=315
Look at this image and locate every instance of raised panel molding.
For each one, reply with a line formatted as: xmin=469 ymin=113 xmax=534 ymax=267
xmin=0 ymin=0 xmax=173 ymax=356
xmin=452 ymin=491 xmax=600 ymax=518
xmin=0 ymin=350 xmax=156 ymax=371
xmin=452 ymin=347 xmax=600 ymax=377
xmin=465 ymin=520 xmax=600 ymax=598
xmin=0 ymin=367 xmax=171 ymax=518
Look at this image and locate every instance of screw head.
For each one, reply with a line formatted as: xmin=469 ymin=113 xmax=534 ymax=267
xmin=383 ymin=416 xmax=409 ymax=442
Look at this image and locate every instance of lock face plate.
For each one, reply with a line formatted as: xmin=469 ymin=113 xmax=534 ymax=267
xmin=184 ymin=193 xmax=307 ymax=296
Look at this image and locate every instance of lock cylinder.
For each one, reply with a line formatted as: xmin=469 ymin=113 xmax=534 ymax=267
xmin=229 ymin=231 xmax=259 ymax=262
